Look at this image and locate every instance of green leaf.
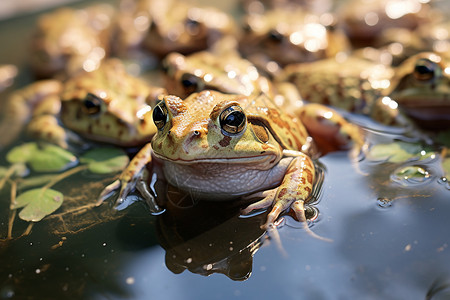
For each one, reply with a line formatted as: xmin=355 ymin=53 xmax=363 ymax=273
xmin=11 ymin=188 xmax=64 ymax=222
xmin=368 ymin=142 xmax=434 ymax=163
xmin=17 ymin=174 xmax=59 ymax=190
xmin=80 ymin=147 xmax=129 ymax=174
xmin=6 ymin=142 xmax=77 ymax=172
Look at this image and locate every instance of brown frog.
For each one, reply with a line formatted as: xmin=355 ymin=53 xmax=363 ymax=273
xmin=239 ymin=8 xmax=350 ymax=76
xmin=99 ymin=90 xmax=364 ymax=233
xmin=30 ymin=5 xmax=115 ymax=79
xmin=116 ymin=0 xmax=236 ymax=59
xmin=0 ymin=59 xmax=166 ymax=149
xmin=281 ymin=52 xmax=450 ymax=129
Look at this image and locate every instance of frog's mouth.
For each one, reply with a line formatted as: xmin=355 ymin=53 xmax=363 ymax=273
xmin=398 ymin=97 xmax=450 ymax=121
xmin=153 ymin=152 xmax=280 ymax=166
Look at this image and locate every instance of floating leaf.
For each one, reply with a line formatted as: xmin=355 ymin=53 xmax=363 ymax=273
xmin=17 ymin=174 xmax=59 ymax=190
xmin=368 ymin=142 xmax=434 ymax=163
xmin=11 ymin=188 xmax=64 ymax=222
xmin=6 ymin=142 xmax=77 ymax=172
xmin=80 ymin=147 xmax=129 ymax=174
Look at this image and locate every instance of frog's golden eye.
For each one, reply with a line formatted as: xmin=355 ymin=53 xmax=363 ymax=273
xmin=153 ymin=102 xmax=169 ymax=130
xmin=180 ymin=73 xmax=203 ymax=95
xmin=219 ymin=105 xmax=246 ymax=135
xmin=413 ymin=58 xmax=437 ymax=81
xmin=83 ymin=93 xmax=103 ymax=115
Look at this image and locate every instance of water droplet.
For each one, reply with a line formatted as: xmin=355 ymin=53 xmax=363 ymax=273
xmin=391 ymin=165 xmax=434 ymax=186
xmin=377 ymin=197 xmax=393 ymax=208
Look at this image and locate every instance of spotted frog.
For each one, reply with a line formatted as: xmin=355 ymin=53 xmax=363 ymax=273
xmin=281 ymin=52 xmax=450 ymax=129
xmin=99 ymin=90 xmax=363 ymax=231
xmin=0 ymin=59 xmax=166 ymax=149
xmin=162 ymin=49 xmax=304 ymax=115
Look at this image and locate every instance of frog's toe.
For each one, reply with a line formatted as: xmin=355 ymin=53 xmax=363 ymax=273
xmin=241 ymin=189 xmax=277 ymax=215
xmin=96 ymin=178 xmax=134 ymax=208
xmin=96 ymin=179 xmax=120 ymax=206
xmin=291 ymin=200 xmax=332 ymax=242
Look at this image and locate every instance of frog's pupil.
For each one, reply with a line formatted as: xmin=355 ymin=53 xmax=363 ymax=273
xmin=83 ymin=93 xmax=102 ymax=115
xmin=220 ymin=106 xmax=246 ymax=134
xmin=415 ymin=65 xmax=433 ymax=75
xmin=268 ymin=30 xmax=283 ymax=42
xmin=153 ymin=104 xmax=167 ymax=129
xmin=414 ymin=59 xmax=435 ymax=81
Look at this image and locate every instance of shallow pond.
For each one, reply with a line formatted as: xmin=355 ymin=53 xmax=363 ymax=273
xmin=1 ymin=1 xmax=450 ymax=299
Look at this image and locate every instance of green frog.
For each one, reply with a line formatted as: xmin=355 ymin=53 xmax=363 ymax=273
xmin=99 ymin=90 xmax=363 ymax=232
xmin=0 ymin=59 xmax=166 ymax=149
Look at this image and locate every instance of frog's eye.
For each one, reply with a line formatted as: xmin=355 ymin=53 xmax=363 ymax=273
xmin=153 ymin=102 xmax=169 ymax=130
xmin=185 ymin=18 xmax=202 ymax=35
xmin=180 ymin=73 xmax=203 ymax=95
xmin=219 ymin=105 xmax=246 ymax=135
xmin=413 ymin=58 xmax=437 ymax=81
xmin=267 ymin=30 xmax=284 ymax=43
xmin=83 ymin=93 xmax=103 ymax=115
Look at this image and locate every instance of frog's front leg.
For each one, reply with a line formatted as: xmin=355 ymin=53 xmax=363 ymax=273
xmin=97 ymin=143 xmax=154 ymax=207
xmin=297 ymin=103 xmax=365 ymax=156
xmin=242 ymin=152 xmax=316 ymax=229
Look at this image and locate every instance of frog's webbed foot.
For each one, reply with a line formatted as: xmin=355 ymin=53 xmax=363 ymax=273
xmin=97 ymin=143 xmax=153 ymax=209
xmin=242 ymin=154 xmax=331 ymax=241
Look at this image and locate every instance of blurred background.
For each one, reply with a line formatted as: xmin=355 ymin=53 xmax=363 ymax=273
xmin=0 ymin=0 xmax=81 ymax=20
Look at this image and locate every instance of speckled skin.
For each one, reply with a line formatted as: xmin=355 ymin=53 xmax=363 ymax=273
xmin=0 ymin=59 xmax=166 ymax=149
xmin=281 ymin=52 xmax=450 ymax=129
xmin=100 ymin=90 xmax=363 ymax=228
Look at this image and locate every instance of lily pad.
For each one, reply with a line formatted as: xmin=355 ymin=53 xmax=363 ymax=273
xmin=368 ymin=142 xmax=434 ymax=163
xmin=11 ymin=188 xmax=64 ymax=222
xmin=80 ymin=147 xmax=129 ymax=174
xmin=6 ymin=142 xmax=77 ymax=172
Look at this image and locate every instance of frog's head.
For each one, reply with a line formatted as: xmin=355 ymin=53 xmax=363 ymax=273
xmin=60 ymin=59 xmax=166 ymax=146
xmin=144 ymin=2 xmax=234 ymax=58
xmin=162 ymin=52 xmax=262 ymax=98
xmin=388 ymin=52 xmax=450 ymax=129
xmin=240 ymin=9 xmax=348 ymax=67
xmin=151 ymin=91 xmax=283 ymax=168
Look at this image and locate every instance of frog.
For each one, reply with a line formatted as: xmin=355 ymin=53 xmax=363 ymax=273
xmin=115 ymin=0 xmax=235 ymax=59
xmin=281 ymin=51 xmax=450 ymax=130
xmin=98 ymin=90 xmax=364 ymax=233
xmin=239 ymin=7 xmax=350 ymax=77
xmin=337 ymin=0 xmax=434 ymax=48
xmin=30 ymin=4 xmax=115 ymax=79
xmin=0 ymin=59 xmax=166 ymax=149
xmin=162 ymin=48 xmax=304 ymax=115
xmin=386 ymin=52 xmax=450 ymax=129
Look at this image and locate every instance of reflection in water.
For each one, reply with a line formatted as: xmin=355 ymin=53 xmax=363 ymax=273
xmin=427 ymin=276 xmax=450 ymax=300
xmin=155 ymin=189 xmax=268 ymax=281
